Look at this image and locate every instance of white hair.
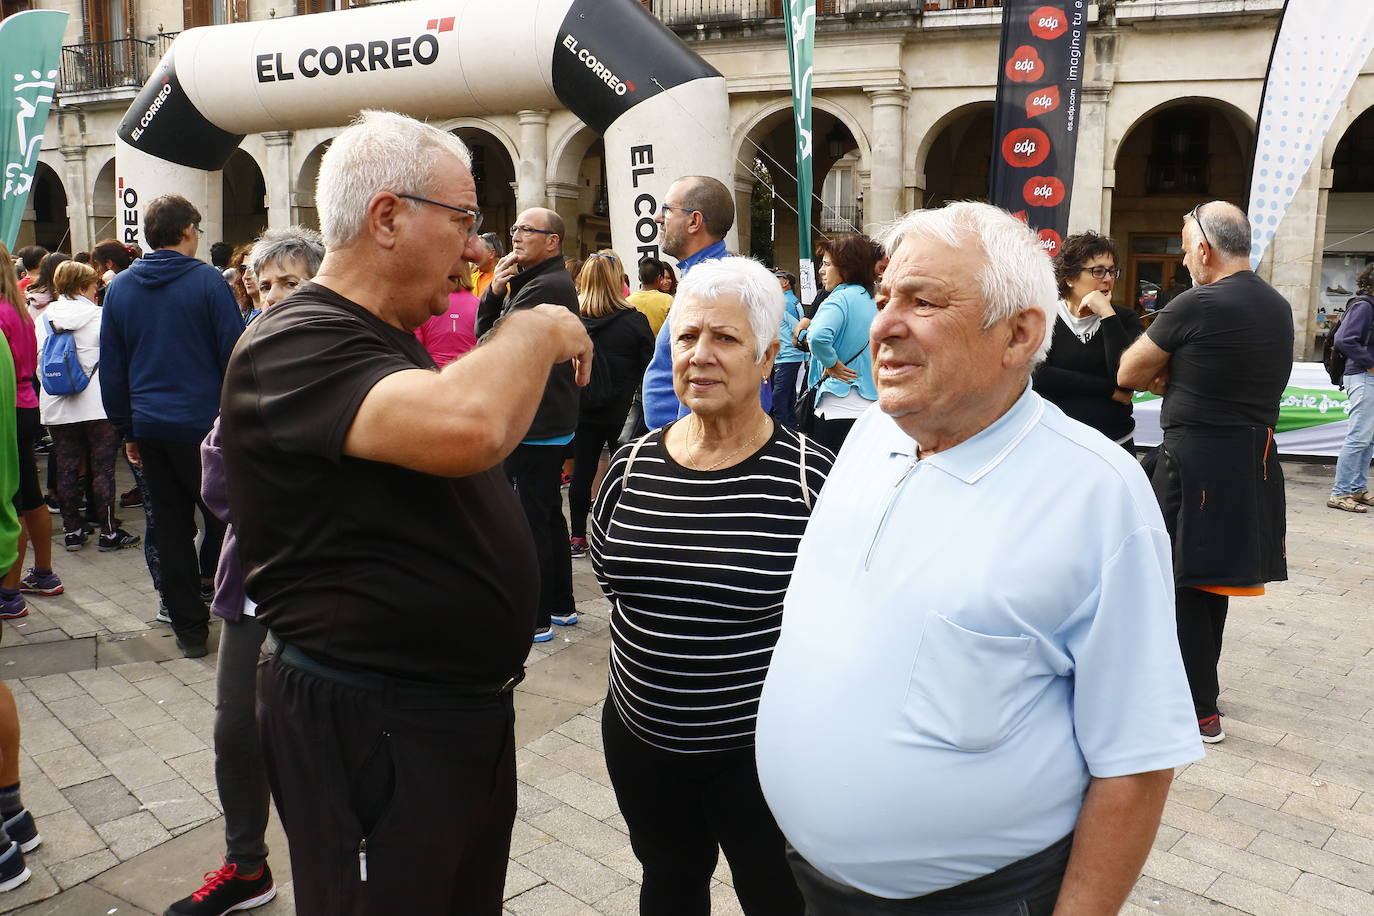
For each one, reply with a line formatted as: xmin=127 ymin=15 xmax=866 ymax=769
xmin=877 ymin=201 xmax=1056 ymax=366
xmin=672 ymin=257 xmax=784 ymax=363
xmin=315 ymin=110 xmax=472 ymax=248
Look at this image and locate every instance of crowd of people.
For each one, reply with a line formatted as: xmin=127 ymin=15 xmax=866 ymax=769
xmin=0 ymin=104 xmax=1337 ymax=914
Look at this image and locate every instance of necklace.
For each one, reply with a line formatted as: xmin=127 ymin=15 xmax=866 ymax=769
xmin=687 ymin=415 xmax=769 ymax=472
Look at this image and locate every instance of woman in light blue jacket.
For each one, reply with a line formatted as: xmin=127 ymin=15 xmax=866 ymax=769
xmin=803 ymin=234 xmax=878 ymax=452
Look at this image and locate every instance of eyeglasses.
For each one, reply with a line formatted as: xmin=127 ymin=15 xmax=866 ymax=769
xmin=192 ymin=226 xmax=204 ymax=236
xmin=396 ymin=194 xmax=483 ymax=233
xmin=1187 ymin=204 xmax=1211 ymax=252
xmin=1074 ymin=265 xmax=1121 ymax=280
xmin=659 ymin=203 xmax=703 ymax=222
xmin=510 ymin=224 xmax=556 ymax=238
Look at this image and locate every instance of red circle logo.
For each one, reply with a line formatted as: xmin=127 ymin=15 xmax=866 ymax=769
xmin=1029 ymin=7 xmax=1068 ymax=41
xmin=1001 ymin=128 xmax=1051 ymax=169
xmin=1037 ymin=229 xmax=1063 ymax=258
xmin=1025 ymin=85 xmax=1061 ymax=120
xmin=1005 ymin=45 xmax=1045 ymax=83
xmin=1023 ymin=176 xmax=1066 ymax=207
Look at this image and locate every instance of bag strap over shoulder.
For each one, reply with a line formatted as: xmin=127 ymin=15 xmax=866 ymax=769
xmin=797 ymin=431 xmax=811 ymax=510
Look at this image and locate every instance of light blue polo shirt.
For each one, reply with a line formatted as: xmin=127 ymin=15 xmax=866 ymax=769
xmin=756 ymin=386 xmax=1202 ymax=899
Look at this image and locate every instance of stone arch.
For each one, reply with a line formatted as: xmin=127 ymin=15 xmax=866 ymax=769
xmin=438 ymin=117 xmax=521 ymax=169
xmin=1109 ymin=96 xmax=1256 ymax=177
xmin=295 ymin=139 xmax=332 ymax=231
xmin=913 ymin=99 xmax=995 ymax=180
xmin=914 ymin=101 xmax=996 ymax=209
xmin=92 ymin=156 xmax=118 ymax=241
xmin=448 ymin=124 xmax=518 ymax=240
xmin=21 ymin=161 xmax=70 ymax=251
xmin=731 ymin=96 xmax=872 ymax=179
xmin=221 ymin=148 xmax=268 ymax=248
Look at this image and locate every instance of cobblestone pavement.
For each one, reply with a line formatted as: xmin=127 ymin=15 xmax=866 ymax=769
xmin=0 ymin=459 xmax=1370 ymax=914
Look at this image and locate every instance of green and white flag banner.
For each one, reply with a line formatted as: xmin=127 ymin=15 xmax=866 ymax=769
xmin=0 ymin=9 xmax=69 ymax=249
xmin=783 ymin=0 xmax=816 ymax=305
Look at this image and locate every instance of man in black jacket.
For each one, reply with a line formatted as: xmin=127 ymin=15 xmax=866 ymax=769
xmin=476 ymin=208 xmax=580 ymax=641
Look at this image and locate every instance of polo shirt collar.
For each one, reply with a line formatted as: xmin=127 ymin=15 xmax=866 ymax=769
xmin=677 ymin=239 xmax=729 ymax=275
xmin=913 ymin=384 xmax=1044 ymax=485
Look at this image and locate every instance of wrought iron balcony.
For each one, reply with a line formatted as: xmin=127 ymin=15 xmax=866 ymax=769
xmin=58 ymin=33 xmax=178 ymax=98
xmin=644 ymin=0 xmax=999 ymax=26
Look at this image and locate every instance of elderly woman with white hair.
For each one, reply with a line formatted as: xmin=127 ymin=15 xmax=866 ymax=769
xmin=590 ymin=256 xmax=833 ymax=916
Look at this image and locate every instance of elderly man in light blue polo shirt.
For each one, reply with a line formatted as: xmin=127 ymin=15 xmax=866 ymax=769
xmin=755 ymin=202 xmax=1202 ymax=915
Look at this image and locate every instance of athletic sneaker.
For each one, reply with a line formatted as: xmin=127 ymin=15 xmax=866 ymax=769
xmin=551 ymin=612 xmax=579 ymax=627
xmin=200 ymin=582 xmax=214 ymax=603
xmin=119 ymin=487 xmax=143 ymax=509
xmin=155 ymin=601 xmax=171 ymax=625
xmin=98 ymin=529 xmax=142 ymax=552
xmin=0 ymin=593 xmax=26 ymax=621
xmin=18 ymin=568 xmax=62 ymax=596
xmin=569 ymin=537 xmax=589 ymax=558
xmin=164 ymin=860 xmax=276 ymax=916
xmin=0 ymin=841 xmax=29 ymax=893
xmin=64 ymin=530 xmax=87 ymax=552
xmin=43 ymin=495 xmax=60 ymax=515
xmin=533 ymin=626 xmax=554 ymax=643
xmin=1198 ymin=715 xmax=1225 ymax=743
xmin=3 ymin=809 xmax=41 ymax=853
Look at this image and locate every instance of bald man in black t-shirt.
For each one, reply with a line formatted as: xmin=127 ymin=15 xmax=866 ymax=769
xmin=1119 ymin=201 xmax=1293 ymax=747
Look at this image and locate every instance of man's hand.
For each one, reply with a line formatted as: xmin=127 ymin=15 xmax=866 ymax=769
xmin=1118 ymin=334 xmax=1171 ymax=392
xmin=124 ymin=441 xmax=141 ymax=469
xmin=1111 ymin=388 xmax=1133 ymax=405
xmin=489 ymin=252 xmax=520 ymax=298
xmin=793 ymin=317 xmax=811 ymax=347
xmin=1147 ymin=370 xmax=1169 ymax=397
xmin=1081 ymin=291 xmax=1115 ymax=319
xmin=824 ymin=363 xmax=858 ymax=383
xmin=520 ymin=304 xmax=594 ymax=387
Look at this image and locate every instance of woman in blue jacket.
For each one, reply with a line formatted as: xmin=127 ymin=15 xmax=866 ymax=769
xmin=803 ymin=234 xmax=878 ymax=452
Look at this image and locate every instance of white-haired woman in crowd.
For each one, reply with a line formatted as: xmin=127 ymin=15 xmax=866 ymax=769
xmin=165 ymin=226 xmax=324 ymax=916
xmin=590 ymin=256 xmax=833 ymax=915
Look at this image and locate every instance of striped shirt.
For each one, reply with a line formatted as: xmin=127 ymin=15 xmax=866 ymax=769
xmin=590 ymin=422 xmax=833 ymax=753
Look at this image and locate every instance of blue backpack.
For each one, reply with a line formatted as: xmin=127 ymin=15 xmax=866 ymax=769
xmin=39 ymin=314 xmax=96 ymax=396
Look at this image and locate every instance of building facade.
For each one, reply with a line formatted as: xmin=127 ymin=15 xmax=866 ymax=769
xmin=9 ymin=0 xmax=1374 ymax=358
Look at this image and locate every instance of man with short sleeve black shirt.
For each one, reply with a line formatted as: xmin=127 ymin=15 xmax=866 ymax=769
xmin=1120 ymin=201 xmax=1294 ymax=746
xmin=219 ymin=111 xmax=592 ymax=914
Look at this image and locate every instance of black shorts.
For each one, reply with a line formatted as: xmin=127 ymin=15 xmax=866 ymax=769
xmin=13 ymin=407 xmax=43 ymax=513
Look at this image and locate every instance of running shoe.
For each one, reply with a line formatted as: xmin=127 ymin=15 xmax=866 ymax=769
xmin=98 ymin=529 xmax=142 ymax=552
xmin=533 ymin=626 xmax=554 ymax=643
xmin=155 ymin=600 xmax=171 ymax=625
xmin=551 ymin=612 xmax=579 ymax=627
xmin=43 ymin=495 xmax=60 ymax=515
xmin=1198 ymin=715 xmax=1225 ymax=743
xmin=569 ymin=537 xmax=589 ymax=558
xmin=18 ymin=568 xmax=62 ymax=596
xmin=164 ymin=860 xmax=276 ymax=916
xmin=0 ymin=841 xmax=29 ymax=892
xmin=3 ymin=809 xmax=41 ymax=853
xmin=0 ymin=593 xmax=26 ymax=621
xmin=64 ymin=530 xmax=87 ymax=552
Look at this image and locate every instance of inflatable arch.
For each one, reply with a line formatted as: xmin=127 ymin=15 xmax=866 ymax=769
xmin=114 ymin=0 xmax=733 ymax=261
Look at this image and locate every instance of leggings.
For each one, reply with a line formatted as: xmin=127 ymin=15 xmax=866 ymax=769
xmin=49 ymin=420 xmax=119 ymax=535
xmin=1176 ymin=587 xmax=1228 ymax=720
xmin=568 ymin=420 xmax=622 ymax=539
xmin=601 ymin=702 xmax=803 ymax=916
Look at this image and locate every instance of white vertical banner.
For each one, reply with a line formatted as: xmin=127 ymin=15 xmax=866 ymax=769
xmin=1249 ymin=0 xmax=1374 ymax=268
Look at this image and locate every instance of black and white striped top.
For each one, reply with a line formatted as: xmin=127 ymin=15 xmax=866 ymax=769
xmin=590 ymin=422 xmax=833 ymax=754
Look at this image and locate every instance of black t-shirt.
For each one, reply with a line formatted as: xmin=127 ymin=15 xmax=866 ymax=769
xmin=219 ymin=282 xmax=537 ymax=683
xmin=1146 ymin=271 xmax=1294 ymax=429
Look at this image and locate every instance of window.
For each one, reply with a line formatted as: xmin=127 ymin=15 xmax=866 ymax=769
xmin=301 ymin=0 xmax=350 ymax=13
xmin=1332 ymin=109 xmax=1374 ymax=192
xmin=183 ymin=0 xmax=240 ymax=28
xmin=1147 ymin=111 xmax=1209 ymax=195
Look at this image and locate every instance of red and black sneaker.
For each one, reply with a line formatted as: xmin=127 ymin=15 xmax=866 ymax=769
xmin=164 ymin=860 xmax=275 ymax=915
xmin=1198 ymin=715 xmax=1225 ymax=744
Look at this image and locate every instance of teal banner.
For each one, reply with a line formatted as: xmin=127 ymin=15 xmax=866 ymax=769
xmin=0 ymin=9 xmax=69 ymax=249
xmin=783 ymin=0 xmax=816 ymax=304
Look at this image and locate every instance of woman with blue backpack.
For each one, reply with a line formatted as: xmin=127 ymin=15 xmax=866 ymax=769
xmin=35 ymin=261 xmax=139 ymax=553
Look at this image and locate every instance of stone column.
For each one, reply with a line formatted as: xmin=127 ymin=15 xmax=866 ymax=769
xmin=262 ymin=131 xmax=295 ymax=230
xmin=1068 ymin=85 xmax=1111 ymax=235
xmin=60 ymin=145 xmax=91 ymax=253
xmin=1266 ymin=164 xmax=1327 ymax=360
xmin=733 ymin=174 xmax=755 ymax=257
xmin=865 ymin=88 xmax=908 ymax=227
xmin=516 ymin=109 xmax=550 ymax=213
xmin=547 ymin=179 xmax=581 ymax=253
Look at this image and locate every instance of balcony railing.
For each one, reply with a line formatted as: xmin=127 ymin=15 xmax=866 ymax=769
xmin=58 ymin=34 xmax=177 ymax=96
xmin=645 ymin=0 xmax=999 ymax=25
xmin=820 ymin=203 xmax=863 ymax=232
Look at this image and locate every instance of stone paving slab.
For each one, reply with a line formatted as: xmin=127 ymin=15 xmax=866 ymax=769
xmin=0 ymin=458 xmax=1369 ymax=914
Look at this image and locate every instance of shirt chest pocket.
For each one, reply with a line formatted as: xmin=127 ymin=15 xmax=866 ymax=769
xmin=904 ymin=614 xmax=1037 ymax=752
